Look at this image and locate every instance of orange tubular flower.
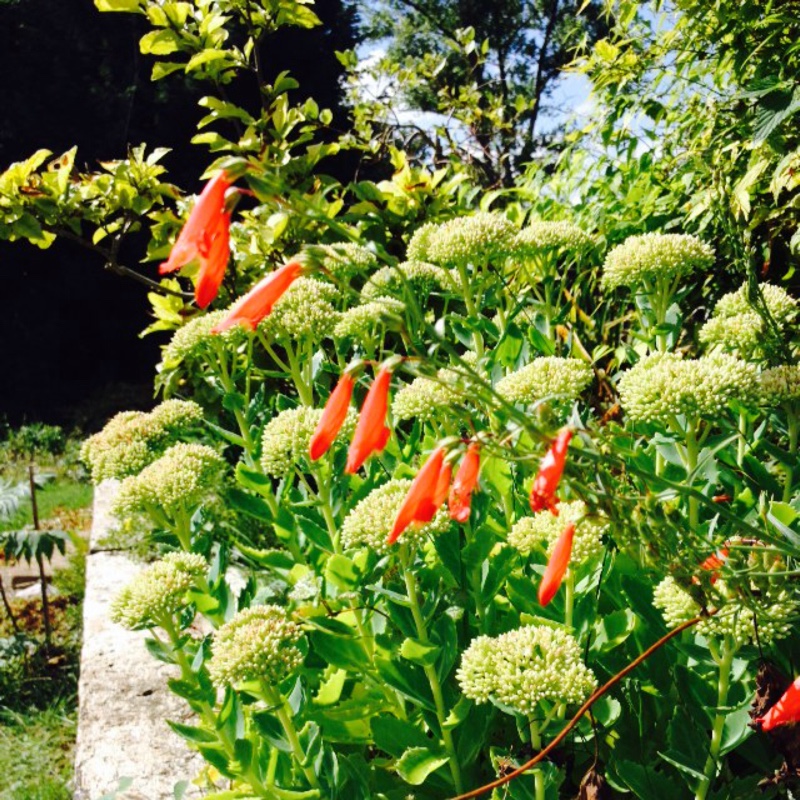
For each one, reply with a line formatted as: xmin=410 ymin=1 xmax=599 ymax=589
xmin=212 ymin=261 xmax=303 ymax=333
xmin=160 ymin=171 xmax=233 ymax=308
xmin=345 ymin=368 xmax=392 ymax=474
xmin=538 ymin=521 xmax=575 ymax=607
xmin=529 ymin=428 xmax=573 ymax=516
xmin=692 ymin=546 xmax=730 ymax=586
xmin=755 ymin=676 xmax=800 ymax=731
xmin=194 ymin=210 xmax=231 ymax=309
xmin=387 ymin=447 xmax=445 ymax=545
xmin=309 ymin=373 xmax=355 ymax=461
xmin=449 ymin=442 xmax=480 ymax=523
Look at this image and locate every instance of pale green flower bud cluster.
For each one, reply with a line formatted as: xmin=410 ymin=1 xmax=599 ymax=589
xmin=112 ymin=443 xmax=225 ymax=520
xmin=419 ymin=212 xmax=516 ymax=265
xmin=311 ymin=243 xmax=378 ymax=280
xmin=406 ymin=221 xmax=440 ymax=261
xmin=714 ymin=282 xmax=797 ymax=322
xmin=617 ymin=352 xmax=758 ymax=423
xmin=760 ymin=365 xmax=800 ymax=406
xmin=341 ymin=479 xmax=450 ymax=554
xmin=258 ymin=277 xmax=340 ymax=341
xmin=161 ymin=311 xmax=244 ymax=369
xmin=513 ymin=221 xmax=593 ymax=257
xmin=110 ymin=552 xmax=207 ymax=630
xmin=456 ymin=625 xmax=597 ymax=715
xmin=601 ymin=233 xmax=714 ymax=291
xmin=495 ymin=357 xmax=593 ymax=405
xmin=333 ymin=297 xmax=405 ymax=341
xmin=207 ymin=605 xmax=304 ymax=687
xmin=392 ymin=365 xmax=469 ymax=422
xmin=81 ymin=400 xmax=204 ymax=483
xmin=260 ymin=406 xmax=357 ymax=478
xmin=653 ymin=576 xmax=795 ymax=646
xmin=699 ymin=282 xmax=797 ymax=358
xmin=508 ymin=501 xmax=607 ymax=565
xmin=698 ymin=314 xmax=765 ymax=359
xmin=361 ymin=261 xmax=454 ymax=300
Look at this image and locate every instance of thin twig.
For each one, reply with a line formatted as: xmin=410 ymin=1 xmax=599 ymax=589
xmin=449 ymin=615 xmax=705 ymax=800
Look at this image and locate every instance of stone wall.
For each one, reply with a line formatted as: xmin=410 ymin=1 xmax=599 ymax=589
xmin=73 ymin=481 xmax=204 ymax=800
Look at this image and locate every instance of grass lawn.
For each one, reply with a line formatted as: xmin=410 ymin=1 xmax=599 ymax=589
xmin=0 ymin=479 xmax=93 ymax=533
xmin=0 ymin=469 xmax=91 ymax=800
xmin=0 ymin=705 xmax=76 ymax=800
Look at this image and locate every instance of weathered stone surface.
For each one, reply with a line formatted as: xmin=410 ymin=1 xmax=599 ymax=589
xmin=73 ymin=481 xmax=204 ymax=800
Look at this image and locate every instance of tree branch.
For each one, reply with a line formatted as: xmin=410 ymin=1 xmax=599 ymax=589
xmin=51 ymin=226 xmax=193 ymax=298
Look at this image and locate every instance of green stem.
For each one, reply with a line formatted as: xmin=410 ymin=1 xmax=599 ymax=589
xmin=284 ymin=341 xmax=313 ymax=405
xmin=543 ymin=280 xmax=554 ymax=342
xmin=262 ymin=683 xmax=321 ymax=790
xmin=213 ymin=339 xmax=257 ymax=458
xmin=564 ymin=570 xmax=574 ymax=631
xmin=174 ymin=505 xmax=193 ymax=551
xmin=737 ymin=409 xmax=747 ymax=468
xmin=312 ymin=466 xmax=375 ymax=658
xmin=685 ymin=420 xmax=700 ymax=533
xmin=401 ymin=552 xmax=464 ymax=794
xmin=529 ymin=719 xmax=546 ymax=800
xmin=783 ymin=409 xmax=799 ymax=502
xmin=457 ymin=262 xmax=483 ymax=357
xmin=257 ymin=331 xmax=292 ymax=373
xmin=465 ymin=521 xmax=486 ymax=631
xmin=695 ymin=638 xmax=735 ymax=800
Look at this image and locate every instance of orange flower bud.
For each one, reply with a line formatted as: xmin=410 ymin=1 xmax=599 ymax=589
xmin=538 ymin=521 xmax=575 ymax=607
xmin=160 ymin=171 xmax=233 ymax=309
xmin=309 ymin=373 xmax=355 ymax=461
xmin=212 ymin=261 xmax=303 ymax=332
xmin=387 ymin=447 xmax=445 ymax=545
xmin=345 ymin=368 xmax=392 ymax=474
xmin=449 ymin=442 xmax=480 ymax=523
xmin=530 ymin=429 xmax=572 ymax=515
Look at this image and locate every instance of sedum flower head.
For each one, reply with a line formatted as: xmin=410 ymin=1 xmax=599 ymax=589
xmin=260 ymin=406 xmax=356 ymax=478
xmin=760 ymin=365 xmax=800 ymax=406
xmin=361 ymin=260 xmax=454 ymax=300
xmin=495 ymin=357 xmax=593 ymax=405
xmin=207 ymin=605 xmax=303 ymax=687
xmin=112 ymin=443 xmax=225 ymax=519
xmin=653 ymin=576 xmax=795 ymax=646
xmin=161 ymin=311 xmax=243 ymax=369
xmin=406 ymin=221 xmax=440 ymax=261
xmin=513 ymin=221 xmax=593 ymax=257
xmin=423 ymin=212 xmax=516 ymax=265
xmin=110 ymin=551 xmax=207 ymax=630
xmin=617 ymin=352 xmax=758 ymax=424
xmin=700 ymin=283 xmax=797 ymax=359
xmin=258 ymin=277 xmax=340 ymax=341
xmin=310 ymin=243 xmax=378 ymax=280
xmin=714 ymin=282 xmax=797 ymax=323
xmin=392 ymin=366 xmax=468 ymax=422
xmin=699 ymin=313 xmax=765 ymax=358
xmin=509 ymin=501 xmax=607 ymax=565
xmin=341 ymin=479 xmax=450 ymax=554
xmin=333 ymin=297 xmax=405 ymax=341
xmin=457 ymin=625 xmax=597 ymax=715
xmin=601 ymin=233 xmax=714 ymax=291
xmin=80 ymin=400 xmax=204 ymax=483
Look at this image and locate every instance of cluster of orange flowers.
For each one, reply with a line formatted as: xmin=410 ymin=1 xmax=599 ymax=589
xmin=163 ymin=170 xmax=578 ymax=610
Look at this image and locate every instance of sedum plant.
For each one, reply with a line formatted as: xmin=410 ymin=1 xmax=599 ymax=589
xmin=4 ymin=0 xmax=800 ymax=798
